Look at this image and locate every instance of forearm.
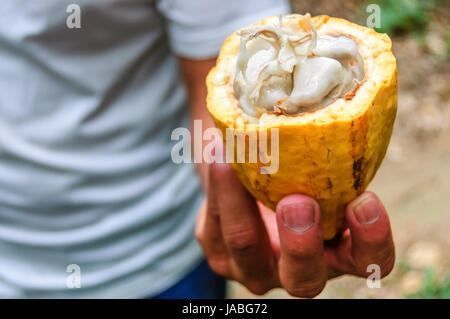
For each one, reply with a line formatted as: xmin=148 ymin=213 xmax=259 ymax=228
xmin=179 ymin=57 xmax=217 ymax=190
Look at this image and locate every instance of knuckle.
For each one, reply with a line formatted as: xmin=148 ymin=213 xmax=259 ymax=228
xmin=211 ymin=162 xmax=234 ymax=182
xmin=208 ymin=257 xmax=230 ymax=278
xmin=284 ymin=243 xmax=318 ymax=261
xmin=194 ymin=227 xmax=204 ymax=243
xmin=362 ymin=228 xmax=392 ymax=248
xmin=355 ymin=245 xmax=395 ymax=277
xmin=356 ymin=255 xmax=395 ymax=279
xmin=245 ymin=281 xmax=271 ymax=296
xmin=224 ymin=228 xmax=259 ymax=255
xmin=285 ymin=281 xmax=325 ymax=298
xmin=380 ymin=253 xmax=396 ymax=278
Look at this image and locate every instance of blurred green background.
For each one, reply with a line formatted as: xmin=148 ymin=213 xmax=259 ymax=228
xmin=229 ymin=0 xmax=450 ymax=299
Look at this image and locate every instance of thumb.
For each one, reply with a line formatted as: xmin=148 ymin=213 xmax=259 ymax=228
xmin=276 ymin=195 xmax=328 ymax=297
xmin=346 ymin=191 xmax=395 ymax=277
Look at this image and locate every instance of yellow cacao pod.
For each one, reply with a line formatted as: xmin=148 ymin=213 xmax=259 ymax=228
xmin=206 ymin=15 xmax=397 ymax=240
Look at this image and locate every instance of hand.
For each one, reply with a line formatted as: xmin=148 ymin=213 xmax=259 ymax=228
xmin=195 ymin=161 xmax=395 ymax=298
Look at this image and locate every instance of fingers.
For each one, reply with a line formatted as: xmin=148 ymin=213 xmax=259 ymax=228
xmin=276 ymin=195 xmax=328 ymax=298
xmin=213 ymin=162 xmax=278 ymax=294
xmin=196 ymin=138 xmax=278 ymax=294
xmin=346 ymin=191 xmax=395 ymax=277
xmin=195 ymin=165 xmax=229 ymax=277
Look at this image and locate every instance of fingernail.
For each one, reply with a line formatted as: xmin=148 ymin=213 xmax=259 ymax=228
xmin=350 ymin=193 xmax=381 ymax=225
xmin=281 ymin=203 xmax=316 ymax=234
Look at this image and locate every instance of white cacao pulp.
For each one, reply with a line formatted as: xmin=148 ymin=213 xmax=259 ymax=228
xmin=233 ymin=14 xmax=365 ymax=116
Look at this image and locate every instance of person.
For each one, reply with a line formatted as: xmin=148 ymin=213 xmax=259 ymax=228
xmin=0 ymin=0 xmax=395 ymax=299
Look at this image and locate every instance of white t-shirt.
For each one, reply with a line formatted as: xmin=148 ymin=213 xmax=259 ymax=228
xmin=0 ymin=0 xmax=289 ymax=298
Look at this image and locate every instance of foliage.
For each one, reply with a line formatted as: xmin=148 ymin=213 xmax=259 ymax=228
xmin=406 ymin=268 xmax=450 ymax=299
xmin=359 ymin=0 xmax=435 ymax=35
